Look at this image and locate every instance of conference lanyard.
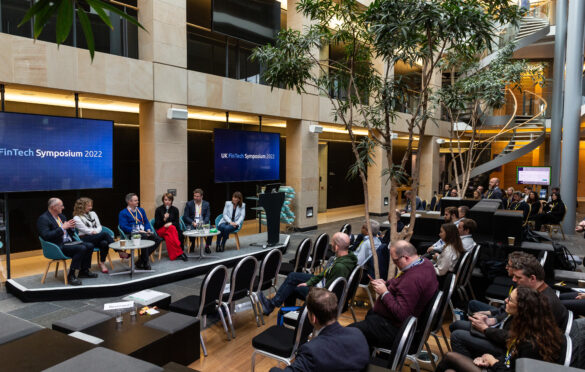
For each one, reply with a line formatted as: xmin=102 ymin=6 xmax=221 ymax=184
xmin=128 ymin=207 xmax=144 ymax=225
xmin=395 ymin=257 xmax=424 ymax=278
xmin=512 ymin=202 xmax=521 ymax=211
xmin=195 ymin=203 xmax=201 ymax=218
xmin=504 ymin=340 xmax=516 ymax=367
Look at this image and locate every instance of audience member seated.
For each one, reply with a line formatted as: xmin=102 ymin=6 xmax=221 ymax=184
xmin=476 ymin=185 xmax=485 ymax=198
xmin=502 ymin=187 xmax=514 ymax=209
xmin=484 ymin=178 xmax=503 ymax=200
xmin=449 ymin=188 xmax=458 ymax=197
xmin=424 ymin=207 xmax=460 ymax=255
xmin=526 ymin=190 xmax=542 ymax=222
xmin=349 ymin=240 xmax=438 ymax=349
xmin=433 ymin=223 xmax=465 ymax=284
xmin=533 ymin=191 xmax=566 ymax=231
xmin=154 ymin=193 xmax=188 ymax=262
xmin=508 ymin=191 xmax=529 ymax=222
xmin=472 ymin=189 xmax=482 ymax=200
xmin=118 ymin=193 xmax=162 ymax=270
xmin=437 ymin=287 xmax=563 ymax=372
xmin=216 ymin=191 xmax=245 ymax=252
xmin=450 ymin=255 xmax=568 ymax=358
xmin=258 ymin=232 xmax=357 ymax=315
xmin=560 ymin=292 xmax=585 ymax=317
xmin=458 ymin=218 xmax=477 ymax=252
xmin=269 ymin=288 xmax=370 ymax=372
xmin=402 ymin=190 xmax=423 ymax=213
xmin=72 ymin=197 xmax=116 ymax=273
xmin=37 ymin=198 xmax=96 ymax=286
xmin=547 ymin=187 xmax=560 ymax=202
xmin=183 ymin=188 xmax=212 ymax=253
xmin=442 ymin=183 xmax=452 ymax=197
xmin=458 ymin=206 xmax=469 ymax=220
xmin=522 ymin=186 xmax=533 ymax=202
xmin=353 ymin=219 xmax=381 ymax=267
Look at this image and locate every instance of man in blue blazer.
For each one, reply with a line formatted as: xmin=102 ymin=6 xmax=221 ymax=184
xmin=183 ymin=188 xmax=212 ymax=253
xmin=269 ymin=288 xmax=370 ymax=372
xmin=37 ymin=198 xmax=96 ymax=286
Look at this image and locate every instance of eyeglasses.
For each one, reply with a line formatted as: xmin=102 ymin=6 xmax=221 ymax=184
xmin=392 ymin=255 xmax=406 ymax=264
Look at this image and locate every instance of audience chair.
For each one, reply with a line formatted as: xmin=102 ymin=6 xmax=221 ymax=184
xmin=562 ymin=333 xmax=572 ymax=367
xmin=358 ymin=270 xmax=376 ymax=309
xmin=373 ymin=291 xmax=443 ymax=372
xmin=566 ymin=310 xmax=574 ymax=335
xmin=39 ymin=237 xmax=72 ymax=285
xmin=342 ymin=266 xmax=363 ymax=322
xmin=148 ymin=218 xmax=164 ymax=261
xmin=252 ymin=248 xmax=283 ymax=325
xmin=168 ymin=265 xmax=230 ymax=357
xmin=309 ymin=233 xmax=329 ymax=273
xmin=430 ymin=273 xmax=456 ymax=357
xmin=450 ymin=248 xmax=472 ymax=309
xmin=251 ymin=307 xmax=313 ymax=371
xmin=544 ymin=203 xmax=567 ymax=240
xmin=221 ymin=256 xmax=259 ymax=335
xmin=340 ymin=223 xmax=352 ymax=236
xmin=367 ymin=316 xmax=418 ymax=372
xmin=278 ymin=238 xmax=311 ymax=276
xmin=458 ymin=245 xmax=481 ymax=304
xmin=215 ymin=214 xmax=242 ymax=250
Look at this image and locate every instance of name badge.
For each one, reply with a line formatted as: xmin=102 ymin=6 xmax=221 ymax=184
xmin=139 ymin=224 xmax=144 ymax=231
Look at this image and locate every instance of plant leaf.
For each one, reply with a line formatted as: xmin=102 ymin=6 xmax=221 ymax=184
xmin=77 ymin=7 xmax=95 ymax=60
xmin=56 ymin=0 xmax=74 ymax=44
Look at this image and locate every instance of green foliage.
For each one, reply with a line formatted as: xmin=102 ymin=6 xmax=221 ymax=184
xmin=347 ymin=136 xmax=376 ymax=181
xmin=19 ymin=0 xmax=144 ymax=60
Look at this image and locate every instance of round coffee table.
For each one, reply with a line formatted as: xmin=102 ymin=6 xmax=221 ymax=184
xmin=183 ymin=229 xmax=220 ymax=260
xmin=108 ymin=240 xmax=155 ymax=277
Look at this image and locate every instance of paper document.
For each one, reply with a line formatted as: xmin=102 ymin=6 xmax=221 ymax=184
xmin=68 ymin=331 xmax=104 ymax=345
xmin=104 ymin=301 xmax=134 ymax=311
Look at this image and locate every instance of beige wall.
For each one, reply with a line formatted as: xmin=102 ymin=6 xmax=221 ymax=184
xmin=419 ymin=135 xmax=441 ymax=201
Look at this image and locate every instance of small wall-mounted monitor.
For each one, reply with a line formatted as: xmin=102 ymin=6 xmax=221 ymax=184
xmin=517 ymin=166 xmax=551 ymax=186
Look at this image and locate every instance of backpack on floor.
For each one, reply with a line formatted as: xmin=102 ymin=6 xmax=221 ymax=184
xmin=553 ymin=241 xmax=577 ymax=271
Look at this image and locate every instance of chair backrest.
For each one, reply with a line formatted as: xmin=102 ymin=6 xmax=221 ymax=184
xmin=562 ymin=333 xmax=572 ymax=367
xmin=454 ymin=249 xmax=472 ymax=287
xmin=409 ymin=290 xmax=443 ymax=355
xmin=538 ymin=250 xmax=548 ymax=267
xmin=256 ymin=248 xmax=282 ymax=292
xmin=566 ymin=310 xmax=574 ymax=335
xmin=340 ymin=223 xmax=351 ymax=236
xmin=215 ymin=214 xmax=223 ymax=227
xmin=386 ymin=316 xmax=418 ymax=371
xmin=326 ymin=277 xmax=348 ymax=316
xmin=198 ymin=265 xmax=228 ymax=317
xmin=179 ymin=217 xmax=187 ymax=232
xmin=292 ymin=307 xmax=314 ymax=357
xmin=227 ymin=256 xmax=258 ymax=304
xmin=461 ymin=245 xmax=481 ymax=287
xmin=342 ymin=266 xmax=363 ymax=314
xmin=148 ymin=219 xmax=159 ymax=238
xmin=117 ymin=225 xmax=128 ymax=240
xmin=101 ymin=226 xmax=115 ymax=238
xmin=310 ymin=233 xmax=329 ymax=272
xmin=293 ymin=238 xmax=312 ymax=273
xmin=429 ymin=196 xmax=437 ymax=211
xmin=39 ymin=237 xmax=70 ymax=260
xmin=431 ymin=273 xmax=456 ymax=333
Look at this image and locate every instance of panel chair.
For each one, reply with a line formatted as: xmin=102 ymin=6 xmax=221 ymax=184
xmin=221 ymin=256 xmax=259 ymax=336
xmin=544 ymin=203 xmax=567 ymax=240
xmin=430 ymin=273 xmax=456 ymax=357
xmin=252 ymin=248 xmax=283 ymax=326
xmin=367 ymin=316 xmax=418 ymax=372
xmin=149 ymin=218 xmax=164 ymax=261
xmin=215 ymin=214 xmax=242 ymax=250
xmin=341 ymin=265 xmax=363 ymax=322
xmin=309 ymin=233 xmax=329 ymax=273
xmin=72 ymin=231 xmax=114 ymax=271
xmin=102 ymin=226 xmax=130 ymax=269
xmin=179 ymin=217 xmax=191 ymax=252
xmin=278 ymin=238 xmax=311 ymax=276
xmin=373 ymin=291 xmax=444 ymax=372
xmin=39 ymin=237 xmax=72 ymax=285
xmin=168 ymin=265 xmax=230 ymax=357
xmin=251 ymin=306 xmax=313 ymax=372
xmin=117 ymin=225 xmax=128 ymax=240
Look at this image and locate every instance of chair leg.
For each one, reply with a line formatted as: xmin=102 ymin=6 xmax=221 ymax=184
xmin=365 ymin=286 xmax=374 ymax=307
xmin=234 ymin=233 xmax=240 ymax=250
xmin=222 ymin=303 xmax=235 ymax=339
xmin=62 ymin=260 xmax=68 ymax=285
xmin=217 ymin=307 xmax=231 ymax=341
xmin=200 ymin=333 xmax=208 ymax=357
xmin=425 ymin=342 xmax=437 ymax=370
xmin=203 ymin=315 xmax=207 ymax=329
xmin=54 ymin=261 xmax=60 ymax=278
xmin=249 ymin=295 xmax=261 ymax=327
xmin=251 ymin=351 xmax=257 ymax=372
xmin=41 ymin=261 xmax=52 ymax=284
xmin=158 ymin=243 xmax=163 ymax=261
xmin=350 ymin=305 xmax=357 ymax=322
xmin=431 ymin=333 xmax=445 ymax=358
xmin=440 ymin=327 xmax=451 ymax=351
xmin=107 ymin=252 xmax=114 ymax=270
xmin=560 ymin=225 xmax=566 ymax=240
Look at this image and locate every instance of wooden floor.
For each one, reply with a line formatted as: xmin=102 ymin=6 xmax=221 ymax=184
xmin=188 ymin=299 xmax=451 ymax=372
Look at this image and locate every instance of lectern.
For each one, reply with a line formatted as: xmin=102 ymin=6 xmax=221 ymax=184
xmin=259 ymin=188 xmax=285 ymax=246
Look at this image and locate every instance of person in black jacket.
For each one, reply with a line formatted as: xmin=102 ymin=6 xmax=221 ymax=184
xmin=437 ymin=287 xmax=564 ymax=372
xmin=37 ymin=198 xmax=96 ymax=286
xmin=154 ymin=193 xmax=187 ymax=261
xmin=533 ymin=191 xmax=565 ymax=231
xmin=269 ymin=288 xmax=369 ymax=372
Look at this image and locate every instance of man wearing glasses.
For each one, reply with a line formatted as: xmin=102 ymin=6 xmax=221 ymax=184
xmin=349 ymin=240 xmax=438 ymax=349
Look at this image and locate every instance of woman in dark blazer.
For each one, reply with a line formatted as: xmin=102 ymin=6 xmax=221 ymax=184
xmin=534 ymin=191 xmax=566 ymax=231
xmin=216 ymin=191 xmax=245 ymax=252
xmin=154 ymin=193 xmax=187 ymax=261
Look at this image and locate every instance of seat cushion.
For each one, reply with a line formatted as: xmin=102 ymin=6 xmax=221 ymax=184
xmin=485 ymin=283 xmax=512 ymax=300
xmin=0 ymin=312 xmax=43 ymax=345
xmin=144 ymin=312 xmax=198 ymax=334
xmin=52 ymin=310 xmax=112 ymax=333
xmin=252 ymin=325 xmax=295 ymax=357
xmin=492 ymin=276 xmax=513 ymax=287
xmin=555 ymin=270 xmax=585 ymax=283
xmin=279 ymin=262 xmax=295 ymax=275
xmin=169 ymin=295 xmax=201 ymax=317
xmin=43 ymin=347 xmax=163 ymax=372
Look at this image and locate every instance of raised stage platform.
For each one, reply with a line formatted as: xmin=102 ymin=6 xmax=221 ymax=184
xmin=6 ymin=233 xmax=290 ymax=302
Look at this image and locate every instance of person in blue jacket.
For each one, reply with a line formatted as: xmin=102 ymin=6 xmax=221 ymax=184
xmin=118 ymin=193 xmax=162 ymax=270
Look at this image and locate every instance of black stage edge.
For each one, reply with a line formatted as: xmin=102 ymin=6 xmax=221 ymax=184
xmin=292 ymin=225 xmax=318 ymax=232
xmin=7 ymin=235 xmax=290 ymax=303
xmin=369 ymin=212 xmax=388 ymax=217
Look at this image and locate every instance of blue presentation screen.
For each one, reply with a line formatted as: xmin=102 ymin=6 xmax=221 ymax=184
xmin=214 ymin=129 xmax=280 ymax=183
xmin=0 ymin=112 xmax=113 ymax=192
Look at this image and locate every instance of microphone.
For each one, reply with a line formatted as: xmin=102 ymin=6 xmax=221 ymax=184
xmin=165 ymin=205 xmax=170 ymax=212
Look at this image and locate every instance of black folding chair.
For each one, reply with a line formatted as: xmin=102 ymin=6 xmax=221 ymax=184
xmin=252 ymin=248 xmax=282 ymax=325
xmin=279 ymin=238 xmax=311 ymax=276
xmin=342 ymin=265 xmax=363 ymax=322
xmin=430 ymin=273 xmax=456 ymax=356
xmin=367 ymin=316 xmax=418 ymax=372
xmin=222 ymin=256 xmax=259 ymax=336
xmin=310 ymin=233 xmax=330 ymax=273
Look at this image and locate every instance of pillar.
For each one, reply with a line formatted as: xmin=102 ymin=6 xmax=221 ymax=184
xmin=367 ymin=136 xmax=390 ymax=215
xmin=418 ymin=135 xmax=440 ymax=201
xmin=286 ymin=120 xmax=319 ymax=230
xmin=559 ymin=0 xmax=585 ymax=234
xmin=549 ymin=0 xmax=567 ymax=187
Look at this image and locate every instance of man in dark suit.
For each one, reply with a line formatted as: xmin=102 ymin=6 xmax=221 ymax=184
xmin=37 ymin=198 xmax=96 ymax=286
xmin=183 ymin=188 xmax=212 ymax=253
xmin=484 ymin=178 xmax=503 ymax=200
xmin=269 ymin=288 xmax=369 ymax=372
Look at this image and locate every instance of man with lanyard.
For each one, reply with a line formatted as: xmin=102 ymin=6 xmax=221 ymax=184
xmin=484 ymin=177 xmax=503 ymax=200
xmin=257 ymin=232 xmax=357 ymax=315
xmin=37 ymin=198 xmax=96 ymax=285
xmin=183 ymin=188 xmax=212 ymax=253
xmin=508 ymin=191 xmax=529 ymax=221
xmin=119 ymin=193 xmax=162 ymax=270
xmin=350 ymin=240 xmax=438 ymax=349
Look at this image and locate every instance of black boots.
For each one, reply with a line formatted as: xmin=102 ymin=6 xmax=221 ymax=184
xmin=67 ymin=271 xmax=82 ymax=286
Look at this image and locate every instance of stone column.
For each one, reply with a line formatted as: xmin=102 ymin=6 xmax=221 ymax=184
xmin=367 ymin=135 xmax=390 ymax=215
xmin=418 ymin=135 xmax=440 ymax=201
xmin=286 ymin=120 xmax=319 ymax=230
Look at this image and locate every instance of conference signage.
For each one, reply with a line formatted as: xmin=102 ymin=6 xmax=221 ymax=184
xmin=0 ymin=112 xmax=113 ymax=192
xmin=214 ymin=128 xmax=280 ymax=183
